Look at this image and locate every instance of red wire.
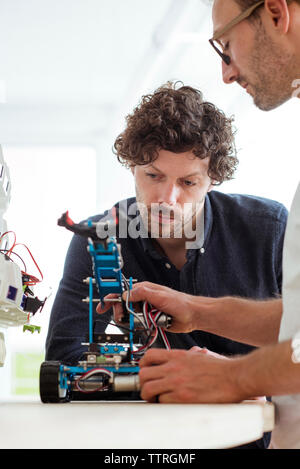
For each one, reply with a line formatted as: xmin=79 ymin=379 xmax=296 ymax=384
xmin=0 ymin=231 xmax=17 ymax=256
xmin=0 ymin=232 xmax=43 ymax=285
xmin=13 ymin=243 xmax=43 ymax=283
xmin=133 ymin=306 xmax=160 ymax=354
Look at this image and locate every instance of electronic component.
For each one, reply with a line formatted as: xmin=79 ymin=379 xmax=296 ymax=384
xmin=39 ymin=211 xmax=172 ymax=402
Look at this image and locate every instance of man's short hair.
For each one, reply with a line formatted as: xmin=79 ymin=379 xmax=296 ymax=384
xmin=234 ymin=0 xmax=300 ymax=22
xmin=235 ymin=0 xmax=261 ymax=7
xmin=206 ymin=0 xmax=261 ymax=11
xmin=235 ymin=0 xmax=300 ymax=7
xmin=234 ymin=0 xmax=265 ymax=23
xmin=114 ymin=81 xmax=238 ymax=185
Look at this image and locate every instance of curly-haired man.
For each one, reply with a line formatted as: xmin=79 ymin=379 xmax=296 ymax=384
xmin=46 ymin=82 xmax=287 ymax=448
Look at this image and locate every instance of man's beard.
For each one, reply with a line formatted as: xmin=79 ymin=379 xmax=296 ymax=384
xmin=247 ymin=28 xmax=297 ymax=111
xmin=135 ymin=191 xmax=203 ymax=240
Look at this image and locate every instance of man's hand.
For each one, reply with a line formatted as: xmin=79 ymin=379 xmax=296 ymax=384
xmin=96 ymin=280 xmax=282 ymax=346
xmin=138 ymin=348 xmax=245 ymax=404
xmin=189 ymin=346 xmax=230 ymax=360
xmin=96 ymin=281 xmax=215 ymax=333
xmin=188 ymin=347 xmax=266 ymax=402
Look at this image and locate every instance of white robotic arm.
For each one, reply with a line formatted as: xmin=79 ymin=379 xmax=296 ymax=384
xmin=0 ymin=146 xmax=45 ymax=366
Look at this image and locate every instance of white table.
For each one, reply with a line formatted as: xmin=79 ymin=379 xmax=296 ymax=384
xmin=0 ymin=398 xmax=274 ymax=449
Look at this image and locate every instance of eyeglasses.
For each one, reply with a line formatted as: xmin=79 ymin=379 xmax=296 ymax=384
xmin=209 ymin=0 xmax=295 ymax=66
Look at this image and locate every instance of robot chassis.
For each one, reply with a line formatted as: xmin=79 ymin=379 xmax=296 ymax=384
xmin=39 ymin=211 xmax=172 ymax=403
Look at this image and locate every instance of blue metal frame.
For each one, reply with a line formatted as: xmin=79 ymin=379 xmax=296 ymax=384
xmin=87 ymin=236 xmax=136 ymax=353
xmin=88 ymin=239 xmax=123 ymax=304
xmin=54 ymin=215 xmax=142 ymax=399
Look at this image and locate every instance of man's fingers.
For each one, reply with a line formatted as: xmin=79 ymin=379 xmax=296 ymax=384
xmin=96 ymin=302 xmax=110 ymax=315
xmin=189 ymin=346 xmax=207 ymax=354
xmin=156 ymin=392 xmax=184 ymax=404
xmin=131 ymin=281 xmax=168 ymax=293
xmin=122 ymin=284 xmax=152 ymax=304
xmin=139 ymin=363 xmax=167 ymax=386
xmin=140 ymin=377 xmax=172 ymax=402
xmin=96 ymin=294 xmax=124 ymax=322
xmin=123 ymin=281 xmax=167 ymax=304
xmin=139 ymin=349 xmax=173 ymax=368
xmin=96 ymin=293 xmax=118 ymax=313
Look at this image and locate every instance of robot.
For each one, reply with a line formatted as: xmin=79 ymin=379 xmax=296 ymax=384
xmin=0 ymin=146 xmax=47 ymax=367
xmin=39 ymin=210 xmax=172 ymax=402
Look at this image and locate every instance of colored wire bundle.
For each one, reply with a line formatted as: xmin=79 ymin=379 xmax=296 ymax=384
xmin=0 ymin=230 xmax=45 ymax=322
xmin=74 ymin=367 xmax=113 ymax=393
xmin=0 ymin=230 xmax=43 ymax=286
xmin=132 ymin=302 xmax=170 ymax=357
xmin=121 ymin=273 xmax=170 ymax=356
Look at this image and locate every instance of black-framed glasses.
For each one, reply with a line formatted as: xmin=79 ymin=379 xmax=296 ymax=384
xmin=209 ymin=0 xmax=296 ymax=65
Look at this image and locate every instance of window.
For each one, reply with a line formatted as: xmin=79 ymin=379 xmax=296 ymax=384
xmin=0 ymin=145 xmax=97 ymax=398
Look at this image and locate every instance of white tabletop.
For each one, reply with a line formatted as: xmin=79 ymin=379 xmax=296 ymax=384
xmin=0 ymin=398 xmax=274 ymax=449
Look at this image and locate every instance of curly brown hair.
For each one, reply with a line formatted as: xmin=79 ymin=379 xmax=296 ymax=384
xmin=113 ymin=82 xmax=238 ymax=185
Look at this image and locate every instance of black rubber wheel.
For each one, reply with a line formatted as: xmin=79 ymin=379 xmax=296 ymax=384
xmin=39 ymin=361 xmax=69 ymax=403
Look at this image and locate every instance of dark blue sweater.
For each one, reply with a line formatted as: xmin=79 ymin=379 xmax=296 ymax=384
xmin=45 ymin=190 xmax=288 ymax=449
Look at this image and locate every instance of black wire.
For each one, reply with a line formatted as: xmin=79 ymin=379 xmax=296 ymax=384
xmin=94 ymin=317 xmax=134 ymax=334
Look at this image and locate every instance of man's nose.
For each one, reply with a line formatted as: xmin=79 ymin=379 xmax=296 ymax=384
xmin=222 ymin=60 xmax=239 ymax=84
xmin=158 ymin=183 xmax=180 ymax=205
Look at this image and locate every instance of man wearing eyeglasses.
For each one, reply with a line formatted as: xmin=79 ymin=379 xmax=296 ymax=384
xmin=124 ymin=0 xmax=300 ymax=449
xmin=210 ymin=0 xmax=300 ymax=111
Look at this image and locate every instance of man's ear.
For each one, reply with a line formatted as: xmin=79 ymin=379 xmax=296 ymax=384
xmin=264 ymin=0 xmax=290 ymax=34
